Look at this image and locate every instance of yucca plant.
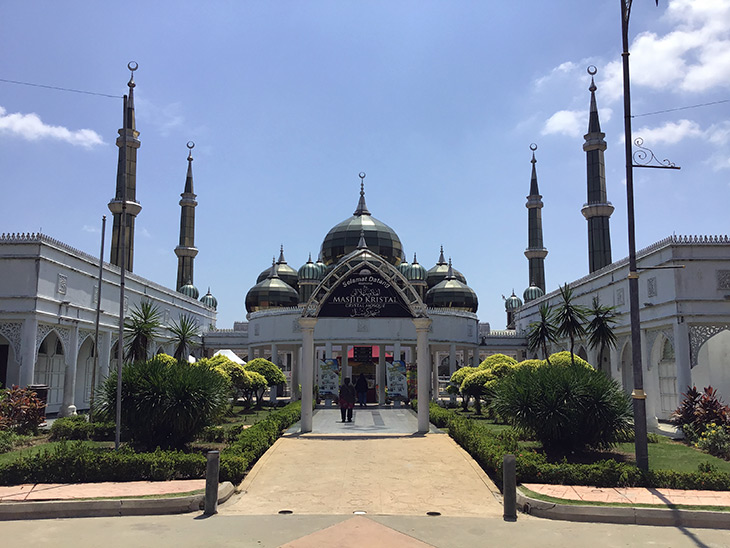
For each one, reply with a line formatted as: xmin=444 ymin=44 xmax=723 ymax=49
xmin=124 ymin=301 xmax=162 ymax=362
xmin=554 ymin=284 xmax=589 ymax=366
xmin=169 ymin=314 xmax=201 ymax=362
xmin=94 ymin=355 xmax=229 ymax=449
xmin=527 ymin=303 xmax=557 ymax=364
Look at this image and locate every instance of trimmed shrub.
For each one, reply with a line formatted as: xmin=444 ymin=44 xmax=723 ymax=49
xmin=514 ymin=359 xmax=544 ymax=370
xmin=460 ymin=370 xmax=495 ymax=415
xmin=545 ymin=351 xmax=593 ymax=369
xmin=694 ymin=423 xmax=730 ymax=459
xmin=49 ymin=415 xmax=115 ymax=441
xmin=449 ymin=366 xmax=476 ymax=409
xmin=94 ymin=355 xmax=230 ymax=450
xmin=478 ymin=354 xmax=518 ymax=371
xmin=244 ymin=358 xmax=286 ymax=387
xmin=492 ymin=362 xmax=633 ymax=451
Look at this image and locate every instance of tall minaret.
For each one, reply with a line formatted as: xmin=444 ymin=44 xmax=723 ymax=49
xmin=581 ymin=66 xmax=614 ymax=273
xmin=108 ymin=62 xmax=142 ymax=272
xmin=175 ymin=142 xmax=199 ymax=292
xmin=524 ymin=144 xmax=548 ymax=292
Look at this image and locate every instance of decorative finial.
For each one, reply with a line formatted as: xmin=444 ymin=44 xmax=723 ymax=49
xmin=357 ymin=229 xmax=368 ymax=249
xmin=268 ymin=257 xmax=279 ymax=278
xmin=278 ymin=244 xmax=286 ymax=264
xmin=187 ymin=141 xmax=195 ymax=161
xmin=587 ymin=65 xmax=597 ymax=92
xmin=307 ymin=252 xmax=312 ymax=263
xmin=353 ymin=172 xmax=371 ymax=216
xmin=127 ymin=61 xmax=138 ymax=89
xmin=413 ymin=252 xmax=418 ymax=264
xmin=438 ymin=245 xmax=446 ymax=265
xmin=446 ymin=257 xmax=455 ymax=279
xmin=530 ymin=143 xmax=538 ymax=163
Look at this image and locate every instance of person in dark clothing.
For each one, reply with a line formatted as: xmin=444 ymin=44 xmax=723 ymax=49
xmin=355 ymin=373 xmax=368 ymax=407
xmin=339 ymin=377 xmax=356 ymax=422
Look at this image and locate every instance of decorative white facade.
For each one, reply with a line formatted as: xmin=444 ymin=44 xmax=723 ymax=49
xmin=515 ymin=235 xmax=730 ymax=423
xmin=0 ymin=232 xmax=216 ymax=415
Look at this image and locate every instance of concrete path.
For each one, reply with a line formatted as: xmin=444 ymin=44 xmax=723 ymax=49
xmin=0 ymin=480 xmax=204 ymax=501
xmin=220 ymin=407 xmax=503 ymax=517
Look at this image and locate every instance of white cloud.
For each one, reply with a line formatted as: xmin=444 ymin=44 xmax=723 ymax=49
xmin=82 ymin=224 xmax=100 ymax=234
xmin=0 ymin=106 xmax=104 ymax=148
xmin=634 ymin=119 xmax=704 ymax=145
xmin=541 ymin=110 xmax=584 ymax=137
xmin=534 ymin=61 xmax=577 ymax=89
xmin=135 ymin=97 xmax=184 ymax=137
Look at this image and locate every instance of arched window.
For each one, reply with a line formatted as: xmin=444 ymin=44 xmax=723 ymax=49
xmin=661 ymin=339 xmax=675 ymax=361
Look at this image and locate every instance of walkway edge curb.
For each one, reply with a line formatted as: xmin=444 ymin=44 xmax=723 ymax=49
xmin=516 ymin=487 xmax=730 ymax=530
xmin=0 ymin=482 xmax=235 ymax=521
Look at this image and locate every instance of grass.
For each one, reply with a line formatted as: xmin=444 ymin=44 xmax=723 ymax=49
xmin=519 ymin=485 xmax=730 ymax=512
xmin=221 ymin=404 xmax=279 ymax=428
xmin=615 ymin=436 xmax=730 ymax=473
xmin=0 ymin=440 xmax=113 ymax=465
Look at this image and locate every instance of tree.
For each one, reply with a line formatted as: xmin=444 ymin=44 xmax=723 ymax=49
xmin=124 ymin=301 xmax=161 ymax=362
xmin=554 ymin=284 xmax=589 ymax=366
xmin=245 ymin=358 xmax=286 ymax=407
xmin=449 ymin=366 xmax=476 ymax=410
xmin=460 ymin=369 xmax=494 ymax=415
xmin=586 ymin=297 xmax=618 ymax=372
xmin=169 ymin=314 xmax=201 ymax=362
xmin=526 ymin=303 xmax=557 ymax=364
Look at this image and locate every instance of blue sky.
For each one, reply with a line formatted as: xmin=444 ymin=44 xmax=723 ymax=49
xmin=1 ymin=1 xmax=728 ymax=329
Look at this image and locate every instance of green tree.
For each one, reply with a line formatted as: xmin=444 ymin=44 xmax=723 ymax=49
xmin=554 ymin=284 xmax=588 ymax=366
xmin=460 ymin=369 xmax=494 ymax=415
xmin=449 ymin=366 xmax=476 ymax=410
xmin=245 ymin=358 xmax=286 ymax=406
xmin=586 ymin=297 xmax=618 ymax=372
xmin=124 ymin=301 xmax=162 ymax=362
xmin=169 ymin=314 xmax=201 ymax=362
xmin=526 ymin=303 xmax=557 ymax=364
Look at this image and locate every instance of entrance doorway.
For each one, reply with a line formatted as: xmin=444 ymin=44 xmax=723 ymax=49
xmin=350 ymin=361 xmax=376 ymax=403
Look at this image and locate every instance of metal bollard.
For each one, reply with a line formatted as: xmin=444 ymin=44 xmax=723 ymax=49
xmin=204 ymin=450 xmax=220 ymax=515
xmin=503 ymin=454 xmax=517 ymax=521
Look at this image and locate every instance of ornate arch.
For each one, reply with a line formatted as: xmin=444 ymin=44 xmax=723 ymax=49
xmin=301 ymin=248 xmax=427 ymax=319
xmin=36 ymin=324 xmax=71 ymax=357
xmin=689 ymin=324 xmax=730 ymax=369
xmin=0 ymin=322 xmax=23 ymax=366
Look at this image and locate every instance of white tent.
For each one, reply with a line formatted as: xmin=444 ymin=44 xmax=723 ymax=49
xmin=213 ymin=349 xmax=246 ymax=365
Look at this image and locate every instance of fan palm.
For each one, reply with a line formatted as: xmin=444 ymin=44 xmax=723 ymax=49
xmin=124 ymin=301 xmax=161 ymax=362
xmin=527 ymin=303 xmax=557 ymax=364
xmin=169 ymin=314 xmax=201 ymax=362
xmin=586 ymin=296 xmax=618 ymax=372
xmin=554 ymin=284 xmax=589 ymax=366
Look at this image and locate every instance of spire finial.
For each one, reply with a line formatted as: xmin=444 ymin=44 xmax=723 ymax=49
xmin=437 ymin=245 xmax=446 ymax=265
xmin=357 ymin=229 xmax=368 ymax=249
xmin=307 ymin=252 xmax=313 ymax=263
xmin=586 ymin=66 xmax=602 ymax=134
xmin=278 ymin=244 xmax=286 ymax=264
xmin=268 ymin=257 xmax=279 ymax=279
xmin=354 ymin=172 xmax=371 ymax=216
xmin=588 ymin=65 xmax=597 ymax=92
xmin=530 ymin=143 xmax=537 ymax=164
xmin=127 ymin=61 xmax=137 ymax=90
xmin=187 ymin=141 xmax=195 ymax=162
xmin=446 ymin=257 xmax=455 ymax=279
xmin=413 ymin=252 xmax=418 ymax=264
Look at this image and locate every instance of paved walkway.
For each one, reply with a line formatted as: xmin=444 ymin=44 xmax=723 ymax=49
xmin=220 ymin=407 xmax=503 ymax=517
xmin=0 ymin=480 xmax=204 ymax=502
xmin=524 ymin=483 xmax=730 ymax=507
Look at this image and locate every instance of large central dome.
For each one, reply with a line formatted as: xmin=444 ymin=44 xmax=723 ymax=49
xmin=320 ymin=180 xmax=404 ymax=267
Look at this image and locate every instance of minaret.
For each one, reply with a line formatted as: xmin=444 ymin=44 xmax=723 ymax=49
xmin=525 ymin=144 xmax=548 ymax=292
xmin=175 ymin=142 xmax=199 ymax=292
xmin=581 ymin=66 xmax=614 ymax=273
xmin=108 ymin=62 xmax=142 ymax=272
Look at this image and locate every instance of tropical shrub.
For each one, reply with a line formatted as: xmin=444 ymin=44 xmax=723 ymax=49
xmin=94 ymin=355 xmax=229 ymax=450
xmin=694 ymin=423 xmax=730 ymax=459
xmin=545 ymin=351 xmax=593 ymax=369
xmin=124 ymin=300 xmax=162 ymax=362
xmin=244 ymin=358 xmax=286 ymax=386
xmin=0 ymin=386 xmax=46 ymax=434
xmin=478 ymin=354 xmax=518 ymax=371
xmin=671 ymin=386 xmax=730 ymax=442
xmin=0 ymin=430 xmax=30 ymax=454
xmin=492 ymin=361 xmax=633 ymax=451
xmin=514 ymin=359 xmax=544 ymax=370
xmin=449 ymin=366 xmax=476 ymax=410
xmin=49 ymin=415 xmax=115 ymax=441
xmin=460 ymin=369 xmax=495 ymax=415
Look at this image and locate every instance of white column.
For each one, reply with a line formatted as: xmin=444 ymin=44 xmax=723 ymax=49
xmin=99 ymin=330 xmax=112 ymax=380
xmin=299 ymin=318 xmax=317 ymax=433
xmin=640 ymin=328 xmax=659 ymax=428
xmin=325 ymin=341 xmax=332 ymax=360
xmin=61 ymin=324 xmax=79 ymax=416
xmin=20 ymin=316 xmax=38 ymax=387
xmin=378 ymin=344 xmax=386 ymax=405
xmin=394 ymin=341 xmax=401 ymax=363
xmin=342 ymin=345 xmax=350 ymax=379
xmin=674 ymin=322 xmax=691 ymax=398
xmin=414 ymin=318 xmax=432 ymax=433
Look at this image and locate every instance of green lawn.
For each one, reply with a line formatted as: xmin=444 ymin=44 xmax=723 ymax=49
xmin=0 ymin=440 xmax=113 ymax=466
xmin=222 ymin=404 xmax=279 ymax=427
xmin=616 ymin=436 xmax=730 ymax=473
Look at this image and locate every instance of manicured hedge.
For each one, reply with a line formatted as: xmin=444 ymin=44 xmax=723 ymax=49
xmin=49 ymin=415 xmax=115 ymax=441
xmin=0 ymin=401 xmax=301 ymax=485
xmin=430 ymin=403 xmax=730 ymax=491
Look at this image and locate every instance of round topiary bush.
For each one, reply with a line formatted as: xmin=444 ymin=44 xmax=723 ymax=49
xmin=460 ymin=369 xmax=495 ymax=415
xmin=546 ymin=351 xmax=593 ymax=369
xmin=478 ymin=353 xmax=518 ymax=370
xmin=492 ymin=361 xmax=633 ymax=452
xmin=244 ymin=358 xmax=286 ymax=386
xmin=95 ymin=355 xmax=229 ymax=450
xmin=449 ymin=366 xmax=477 ymax=410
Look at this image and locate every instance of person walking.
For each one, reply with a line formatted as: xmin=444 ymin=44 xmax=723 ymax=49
xmin=339 ymin=377 xmax=356 ymax=423
xmin=355 ymin=373 xmax=368 ymax=407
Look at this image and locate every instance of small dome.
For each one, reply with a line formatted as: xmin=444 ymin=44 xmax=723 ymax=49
xmin=505 ymin=291 xmax=523 ymax=311
xmin=246 ymin=261 xmax=299 ymax=313
xmin=257 ymin=245 xmax=299 ymax=290
xmin=298 ymin=253 xmax=324 ymax=282
xmin=426 ymin=247 xmax=466 ymax=288
xmin=315 ymin=254 xmax=327 ymax=279
xmin=398 ymin=258 xmax=410 ymax=276
xmin=523 ymin=283 xmax=545 ymax=303
xmin=200 ymin=288 xmax=218 ymax=310
xmin=179 ymin=282 xmax=199 ymax=300
xmin=424 ymin=260 xmax=478 ymax=312
xmin=319 ymin=179 xmax=404 ymax=267
xmin=405 ymin=253 xmax=428 ymax=283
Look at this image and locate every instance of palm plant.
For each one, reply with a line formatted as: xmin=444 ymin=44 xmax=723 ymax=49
xmin=169 ymin=314 xmax=201 ymax=362
xmin=526 ymin=303 xmax=557 ymax=364
xmin=554 ymin=284 xmax=589 ymax=366
xmin=586 ymin=296 xmax=618 ymax=372
xmin=124 ymin=301 xmax=161 ymax=362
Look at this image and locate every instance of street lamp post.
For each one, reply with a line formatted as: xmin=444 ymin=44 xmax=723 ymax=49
xmin=620 ymin=0 xmax=650 ymax=471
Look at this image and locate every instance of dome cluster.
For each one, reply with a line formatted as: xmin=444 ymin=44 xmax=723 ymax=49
xmin=244 ymin=179 xmax=479 ymax=314
xmin=178 ymin=280 xmax=218 ymax=311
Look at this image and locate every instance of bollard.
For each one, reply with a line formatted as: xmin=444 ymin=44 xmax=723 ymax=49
xmin=502 ymin=454 xmax=517 ymax=521
xmin=204 ymin=450 xmax=220 ymax=516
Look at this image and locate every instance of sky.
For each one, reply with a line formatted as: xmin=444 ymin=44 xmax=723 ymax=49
xmin=1 ymin=1 xmax=728 ymax=330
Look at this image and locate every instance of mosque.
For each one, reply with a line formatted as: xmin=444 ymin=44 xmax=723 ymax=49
xmin=1 ymin=65 xmax=728 ymax=433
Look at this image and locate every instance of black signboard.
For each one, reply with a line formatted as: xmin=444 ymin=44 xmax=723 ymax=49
xmin=318 ymin=266 xmax=413 ymax=318
xmin=352 ymin=346 xmax=373 ymax=362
